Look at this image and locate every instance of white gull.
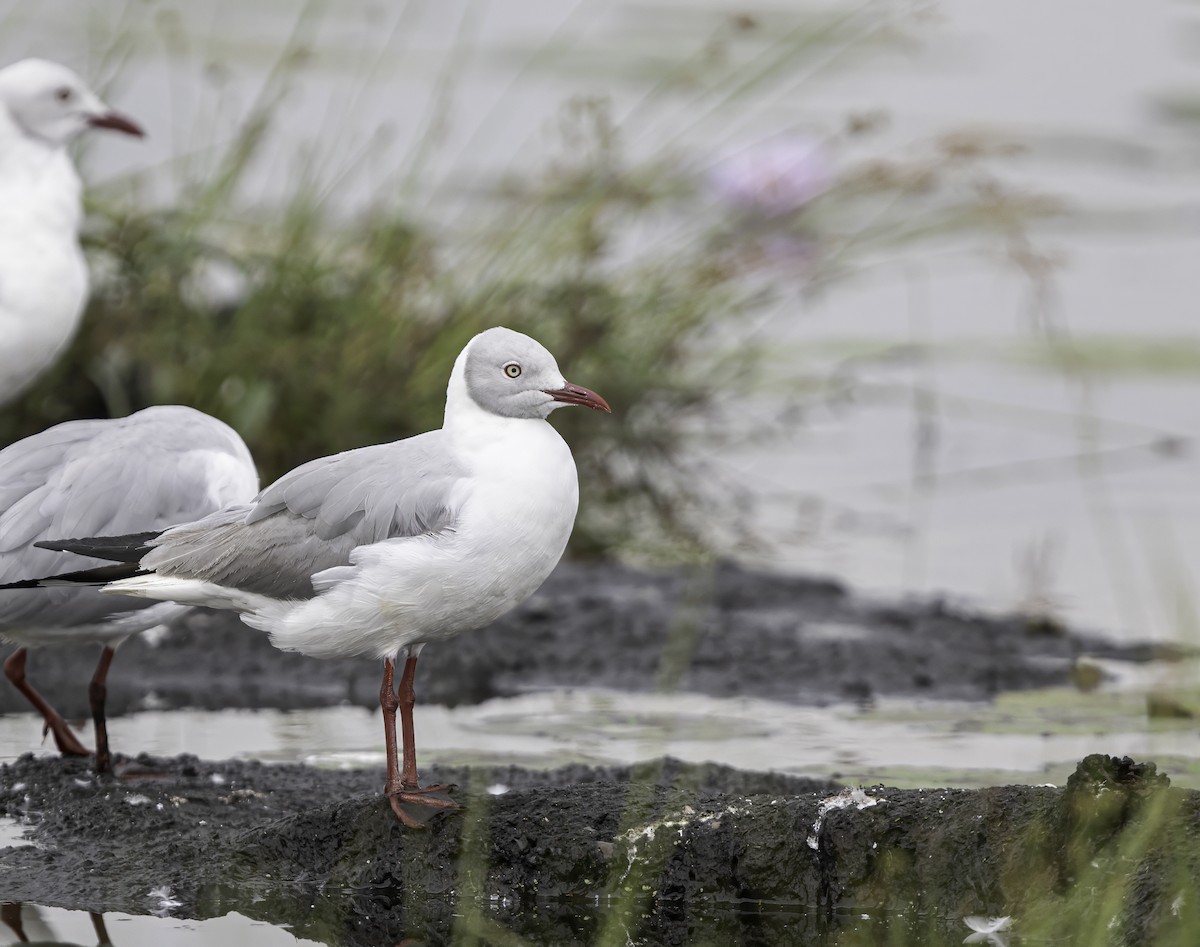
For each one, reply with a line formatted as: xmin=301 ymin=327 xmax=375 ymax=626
xmin=0 ymin=58 xmax=143 ymax=406
xmin=0 ymin=406 xmax=258 ymax=772
xmin=27 ymin=326 xmax=610 ymax=824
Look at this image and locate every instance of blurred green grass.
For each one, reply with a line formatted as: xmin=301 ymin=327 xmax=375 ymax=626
xmin=0 ymin=2 xmax=1061 ymax=560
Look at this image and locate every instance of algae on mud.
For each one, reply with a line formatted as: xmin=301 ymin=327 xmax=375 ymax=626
xmin=0 ymin=753 xmax=1195 ymax=946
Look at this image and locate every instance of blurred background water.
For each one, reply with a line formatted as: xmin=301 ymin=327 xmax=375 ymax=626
xmin=3 ymin=0 xmax=1198 ymax=643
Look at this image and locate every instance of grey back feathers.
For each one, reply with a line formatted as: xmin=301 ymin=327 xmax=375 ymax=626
xmin=0 ymin=405 xmax=258 ymax=631
xmin=464 ymin=327 xmax=565 ymax=420
xmin=143 ymin=433 xmax=468 ymax=600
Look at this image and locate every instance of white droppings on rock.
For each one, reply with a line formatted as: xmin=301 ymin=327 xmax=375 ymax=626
xmin=148 ymin=884 xmax=182 ymax=917
xmin=616 ymin=801 xmax=753 ymax=884
xmin=220 ymin=788 xmax=266 ymax=804
xmin=807 ymin=787 xmax=882 ymax=850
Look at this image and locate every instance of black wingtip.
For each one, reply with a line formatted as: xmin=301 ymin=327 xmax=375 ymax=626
xmin=0 ymin=563 xmax=149 ymax=591
xmin=35 ymin=530 xmax=160 ymax=564
xmin=0 ymin=577 xmax=47 ymax=590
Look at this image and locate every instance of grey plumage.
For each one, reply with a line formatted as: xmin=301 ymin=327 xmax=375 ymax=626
xmin=140 ymin=433 xmax=468 ymax=600
xmin=464 ymin=330 xmax=575 ymax=419
xmin=0 ymin=405 xmax=256 ymax=638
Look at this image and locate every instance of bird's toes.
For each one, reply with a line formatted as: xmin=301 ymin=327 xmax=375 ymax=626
xmin=387 ymin=789 xmax=460 ymax=828
xmin=413 ymin=782 xmax=457 ymax=795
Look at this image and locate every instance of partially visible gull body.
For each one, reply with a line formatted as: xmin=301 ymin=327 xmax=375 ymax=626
xmin=0 ymin=406 xmax=258 ymax=772
xmin=26 ymin=327 xmax=610 ymax=825
xmin=0 ymin=59 xmax=143 ymax=406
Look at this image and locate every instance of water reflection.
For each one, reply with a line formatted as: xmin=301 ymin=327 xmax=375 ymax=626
xmin=0 ymin=900 xmax=1050 ymax=947
xmin=0 ymin=904 xmax=325 ymax=946
xmin=1 ymin=904 xmax=109 ymax=945
xmin=176 ymin=890 xmax=1030 ymax=947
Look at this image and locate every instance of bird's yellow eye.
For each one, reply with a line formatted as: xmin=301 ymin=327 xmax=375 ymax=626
xmin=504 ymin=363 xmax=522 ymax=378
xmin=54 ymin=87 xmax=73 ymax=103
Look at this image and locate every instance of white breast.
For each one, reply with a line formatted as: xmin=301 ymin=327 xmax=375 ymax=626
xmin=0 ymin=148 xmax=87 ymax=404
xmin=250 ymin=417 xmax=580 ymax=660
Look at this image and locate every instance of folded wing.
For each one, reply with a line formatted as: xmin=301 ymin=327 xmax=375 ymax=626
xmin=141 ymin=431 xmax=468 ymax=601
xmin=0 ymin=406 xmax=258 ymax=629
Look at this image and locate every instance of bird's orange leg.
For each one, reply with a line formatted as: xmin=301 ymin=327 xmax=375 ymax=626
xmin=89 ymin=645 xmax=116 ymax=775
xmin=3 ymin=648 xmax=90 ymax=757
xmin=380 ymin=653 xmax=458 ymax=828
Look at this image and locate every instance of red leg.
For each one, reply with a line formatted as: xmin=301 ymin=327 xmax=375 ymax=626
xmin=91 ymin=912 xmax=112 ymax=945
xmin=89 ymin=646 xmax=116 ymax=775
xmin=380 ymin=657 xmax=402 ymax=796
xmin=398 ymin=655 xmax=420 ymax=791
xmin=3 ymin=649 xmax=90 ymax=757
xmin=1 ymin=902 xmax=26 ymax=941
xmin=381 ymin=651 xmax=458 ymax=827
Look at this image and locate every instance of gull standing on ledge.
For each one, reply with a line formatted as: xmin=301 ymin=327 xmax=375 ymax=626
xmin=0 ymin=59 xmax=143 ymax=406
xmin=23 ymin=327 xmax=610 ymax=825
xmin=0 ymin=406 xmax=258 ymax=772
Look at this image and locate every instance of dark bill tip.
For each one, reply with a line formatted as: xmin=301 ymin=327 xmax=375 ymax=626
xmin=544 ymin=382 xmax=611 ymax=413
xmin=87 ymin=111 xmax=145 ymax=138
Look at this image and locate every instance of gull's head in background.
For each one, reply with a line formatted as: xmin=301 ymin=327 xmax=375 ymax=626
xmin=0 ymin=58 xmax=143 ymax=146
xmin=0 ymin=59 xmax=143 ymax=408
xmin=455 ymin=326 xmax=611 ymax=421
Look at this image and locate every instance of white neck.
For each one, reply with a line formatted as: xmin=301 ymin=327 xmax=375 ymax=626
xmin=0 ymin=105 xmax=82 ymax=232
xmin=0 ymin=104 xmax=88 ymax=405
xmin=442 ymin=344 xmax=548 ymax=445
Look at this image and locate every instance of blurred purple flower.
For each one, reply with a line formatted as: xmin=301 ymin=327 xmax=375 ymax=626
xmin=708 ymin=136 xmax=832 ymax=216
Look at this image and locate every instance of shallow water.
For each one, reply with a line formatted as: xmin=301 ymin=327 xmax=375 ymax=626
xmin=2 ymin=679 xmax=1197 ymax=790
xmin=0 ymin=681 xmax=1185 ymax=943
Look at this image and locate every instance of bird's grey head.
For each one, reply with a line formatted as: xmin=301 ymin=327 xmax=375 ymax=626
xmin=0 ymin=59 xmax=143 ymax=146
xmin=463 ymin=327 xmax=611 ymax=420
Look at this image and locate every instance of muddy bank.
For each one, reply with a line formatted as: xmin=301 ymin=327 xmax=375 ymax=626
xmin=0 ymin=753 xmax=1194 ymax=945
xmin=0 ymin=561 xmax=1170 ymax=720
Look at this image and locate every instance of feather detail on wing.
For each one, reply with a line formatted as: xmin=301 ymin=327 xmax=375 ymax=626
xmin=0 ymin=405 xmax=258 ymax=631
xmin=140 ymin=433 xmax=470 ymax=601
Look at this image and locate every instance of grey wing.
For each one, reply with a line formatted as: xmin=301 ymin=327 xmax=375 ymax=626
xmin=143 ymin=431 xmax=467 ymax=600
xmin=0 ymin=406 xmax=259 ymax=631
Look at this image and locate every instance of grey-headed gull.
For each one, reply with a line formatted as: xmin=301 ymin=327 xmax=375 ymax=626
xmin=0 ymin=59 xmax=143 ymax=406
xmin=20 ymin=327 xmax=610 ymax=825
xmin=0 ymin=406 xmax=258 ymax=772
